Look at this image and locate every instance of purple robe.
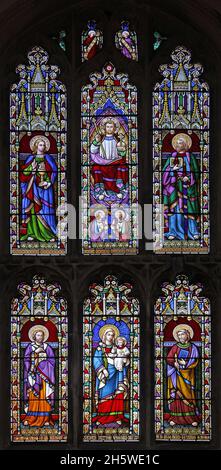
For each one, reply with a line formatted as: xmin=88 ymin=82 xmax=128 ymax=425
xmin=122 ymin=36 xmax=134 ymax=59
xmin=24 ymin=342 xmax=55 ymax=406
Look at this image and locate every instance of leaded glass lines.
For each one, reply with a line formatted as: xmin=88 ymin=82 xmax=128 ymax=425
xmin=83 ymin=275 xmax=140 ymax=442
xmin=154 ymin=275 xmax=211 ymax=441
xmin=11 ymin=275 xmax=68 ymax=442
xmin=81 ymin=63 xmax=138 ymax=255
xmin=10 ymin=46 xmax=67 ymax=255
xmin=153 ymin=46 xmax=210 ymax=254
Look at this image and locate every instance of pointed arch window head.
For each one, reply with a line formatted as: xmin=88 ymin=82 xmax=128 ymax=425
xmin=153 ymin=46 xmax=210 ymax=254
xmin=81 ymin=63 xmax=138 ymax=255
xmin=83 ymin=275 xmax=140 ymax=441
xmin=10 ymin=46 xmax=67 ymax=255
xmin=115 ymin=21 xmax=138 ymax=61
xmin=154 ymin=274 xmax=211 ymax=441
xmin=81 ymin=20 xmax=103 ymax=62
xmin=11 ymin=275 xmax=68 ymax=442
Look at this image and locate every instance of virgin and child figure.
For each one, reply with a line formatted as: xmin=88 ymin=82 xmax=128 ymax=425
xmin=166 ymin=325 xmax=201 ymax=427
xmin=162 ymin=133 xmax=200 ymax=241
xmin=93 ymin=326 xmax=130 ymax=427
xmin=90 ymin=118 xmax=129 ymax=205
xmin=20 ymin=135 xmax=57 ymax=243
xmin=22 ymin=326 xmax=55 ymax=427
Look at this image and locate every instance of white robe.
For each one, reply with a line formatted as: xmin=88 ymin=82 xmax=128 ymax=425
xmin=91 ymin=135 xmax=118 ymax=161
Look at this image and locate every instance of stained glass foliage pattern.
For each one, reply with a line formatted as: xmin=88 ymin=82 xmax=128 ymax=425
xmin=153 ymin=32 xmax=167 ymax=51
xmin=81 ymin=63 xmax=138 ymax=255
xmin=115 ymin=21 xmax=138 ymax=61
xmin=52 ymin=30 xmax=67 ymax=52
xmin=83 ymin=275 xmax=140 ymax=442
xmin=81 ymin=20 xmax=103 ymax=62
xmin=153 ymin=46 xmax=209 ymax=254
xmin=10 ymin=46 xmax=67 ymax=255
xmin=154 ymin=275 xmax=211 ymax=441
xmin=11 ymin=275 xmax=68 ymax=442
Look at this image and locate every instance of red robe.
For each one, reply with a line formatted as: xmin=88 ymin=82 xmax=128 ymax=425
xmin=91 ymin=157 xmax=128 ymax=194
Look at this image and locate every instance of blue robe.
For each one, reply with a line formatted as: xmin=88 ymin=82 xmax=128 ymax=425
xmin=93 ymin=346 xmax=127 ymax=401
xmin=20 ymin=153 xmax=57 ymax=240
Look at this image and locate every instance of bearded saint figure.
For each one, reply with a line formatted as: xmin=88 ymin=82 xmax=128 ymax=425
xmin=162 ymin=133 xmax=200 ymax=241
xmin=23 ymin=326 xmax=55 ymax=427
xmin=166 ymin=325 xmax=200 ymax=427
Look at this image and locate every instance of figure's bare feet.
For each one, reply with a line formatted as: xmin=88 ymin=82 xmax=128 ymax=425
xmin=116 ymin=420 xmax=122 ymax=425
xmin=23 ymin=420 xmax=29 ymax=426
xmin=192 ymin=422 xmax=198 ymax=427
xmin=44 ymin=422 xmax=50 ymax=426
xmin=168 ymin=236 xmax=175 ymax=240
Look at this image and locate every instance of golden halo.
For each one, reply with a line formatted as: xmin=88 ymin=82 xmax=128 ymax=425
xmin=101 ymin=117 xmax=120 ymax=129
xmin=28 ymin=325 xmax=49 ymax=342
xmin=172 ymin=324 xmax=194 ymax=342
xmin=113 ymin=209 xmax=129 ymax=221
xmin=172 ymin=133 xmax=192 ymax=151
xmin=114 ymin=209 xmax=126 ymax=219
xmin=99 ymin=324 xmax=120 ymax=341
xmin=30 ymin=135 xmax=50 ymax=152
xmin=94 ymin=209 xmax=107 ymax=218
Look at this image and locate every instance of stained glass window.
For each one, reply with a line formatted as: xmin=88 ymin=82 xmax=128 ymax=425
xmin=81 ymin=20 xmax=103 ymax=62
xmin=115 ymin=21 xmax=138 ymax=61
xmin=153 ymin=32 xmax=167 ymax=51
xmin=154 ymin=274 xmax=211 ymax=441
xmin=83 ymin=275 xmax=140 ymax=442
xmin=10 ymin=46 xmax=67 ymax=255
xmin=153 ymin=46 xmax=209 ymax=254
xmin=11 ymin=275 xmax=68 ymax=442
xmin=52 ymin=30 xmax=67 ymax=52
xmin=81 ymin=63 xmax=138 ymax=255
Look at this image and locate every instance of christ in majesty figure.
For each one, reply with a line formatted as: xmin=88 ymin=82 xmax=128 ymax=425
xmin=90 ymin=118 xmax=128 ymax=204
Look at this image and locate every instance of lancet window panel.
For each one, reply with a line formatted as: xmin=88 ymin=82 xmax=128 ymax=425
xmin=81 ymin=63 xmax=138 ymax=255
xmin=10 ymin=46 xmax=67 ymax=255
xmin=154 ymin=275 xmax=211 ymax=441
xmin=11 ymin=275 xmax=68 ymax=442
xmin=153 ymin=46 xmax=210 ymax=254
xmin=83 ymin=275 xmax=140 ymax=442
